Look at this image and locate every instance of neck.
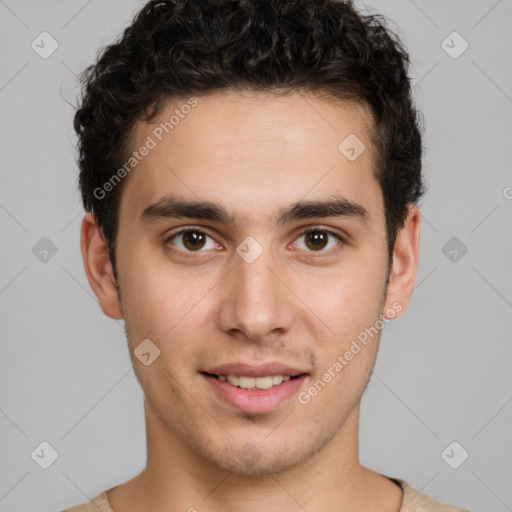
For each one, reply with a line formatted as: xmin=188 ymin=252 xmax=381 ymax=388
xmin=107 ymin=399 xmax=401 ymax=512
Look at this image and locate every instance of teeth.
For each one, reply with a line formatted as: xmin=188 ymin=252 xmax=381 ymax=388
xmin=255 ymin=376 xmax=273 ymax=389
xmin=217 ymin=374 xmax=294 ymax=389
xmin=239 ymin=376 xmax=256 ymax=388
xmin=227 ymin=375 xmax=239 ymax=386
xmin=271 ymin=375 xmax=284 ymax=386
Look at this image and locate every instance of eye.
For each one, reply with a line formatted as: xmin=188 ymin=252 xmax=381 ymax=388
xmin=165 ymin=226 xmax=345 ymax=257
xmin=293 ymin=228 xmax=344 ymax=254
xmin=166 ymin=228 xmax=218 ymax=252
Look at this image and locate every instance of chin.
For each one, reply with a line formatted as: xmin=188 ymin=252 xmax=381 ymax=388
xmin=196 ymin=436 xmax=317 ymax=478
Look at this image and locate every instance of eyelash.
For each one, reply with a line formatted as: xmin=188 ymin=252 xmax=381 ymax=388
xmin=165 ymin=226 xmax=346 ymax=258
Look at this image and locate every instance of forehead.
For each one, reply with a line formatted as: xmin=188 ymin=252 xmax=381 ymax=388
xmin=119 ymin=90 xmax=383 ymax=227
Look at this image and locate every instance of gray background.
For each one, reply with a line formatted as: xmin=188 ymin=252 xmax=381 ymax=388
xmin=0 ymin=1 xmax=511 ymax=511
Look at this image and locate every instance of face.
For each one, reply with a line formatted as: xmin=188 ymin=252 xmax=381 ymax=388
xmin=82 ymin=90 xmax=419 ymax=477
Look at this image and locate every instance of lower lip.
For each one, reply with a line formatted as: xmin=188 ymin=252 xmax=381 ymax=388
xmin=202 ymin=373 xmax=308 ymax=414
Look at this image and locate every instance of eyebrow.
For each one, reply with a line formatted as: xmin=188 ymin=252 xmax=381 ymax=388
xmin=140 ymin=194 xmax=369 ymax=227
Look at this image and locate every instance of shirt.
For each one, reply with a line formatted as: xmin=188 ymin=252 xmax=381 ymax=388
xmin=60 ymin=476 xmax=469 ymax=511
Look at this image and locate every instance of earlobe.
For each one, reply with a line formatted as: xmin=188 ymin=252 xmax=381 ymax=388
xmin=80 ymin=213 xmax=123 ymax=320
xmin=383 ymin=204 xmax=421 ymax=318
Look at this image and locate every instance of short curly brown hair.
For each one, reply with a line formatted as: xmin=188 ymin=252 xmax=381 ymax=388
xmin=74 ymin=0 xmax=426 ymax=274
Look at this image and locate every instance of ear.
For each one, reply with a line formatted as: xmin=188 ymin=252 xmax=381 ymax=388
xmin=383 ymin=204 xmax=421 ymax=318
xmin=80 ymin=212 xmax=123 ymax=319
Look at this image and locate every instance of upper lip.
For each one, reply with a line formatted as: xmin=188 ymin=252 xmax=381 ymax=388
xmin=203 ymin=362 xmax=308 ymax=377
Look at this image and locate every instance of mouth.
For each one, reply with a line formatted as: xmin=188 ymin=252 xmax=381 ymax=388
xmin=200 ymin=363 xmax=309 ymax=414
xmin=202 ymin=372 xmax=302 ymax=390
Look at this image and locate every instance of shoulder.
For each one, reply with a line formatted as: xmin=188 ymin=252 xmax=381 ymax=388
xmin=59 ymin=489 xmax=113 ymax=512
xmin=392 ymin=478 xmax=470 ymax=512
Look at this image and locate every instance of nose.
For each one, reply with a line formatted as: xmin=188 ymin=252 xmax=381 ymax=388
xmin=217 ymin=243 xmax=294 ymax=344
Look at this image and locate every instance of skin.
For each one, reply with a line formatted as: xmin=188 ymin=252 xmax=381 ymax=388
xmin=81 ymin=90 xmax=420 ymax=512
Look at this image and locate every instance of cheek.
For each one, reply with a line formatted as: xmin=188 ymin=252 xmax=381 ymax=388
xmin=117 ymin=250 xmax=216 ymax=354
xmin=308 ymin=263 xmax=386 ymax=339
xmin=116 ymin=249 xmax=176 ymax=339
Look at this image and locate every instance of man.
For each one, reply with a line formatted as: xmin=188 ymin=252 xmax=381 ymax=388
xmin=63 ymin=0 xmax=468 ymax=510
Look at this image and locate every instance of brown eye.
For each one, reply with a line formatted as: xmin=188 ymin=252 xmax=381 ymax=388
xmin=168 ymin=229 xmax=217 ymax=252
xmin=295 ymin=228 xmax=343 ymax=253
xmin=304 ymin=230 xmax=328 ymax=251
xmin=183 ymin=231 xmax=206 ymax=250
